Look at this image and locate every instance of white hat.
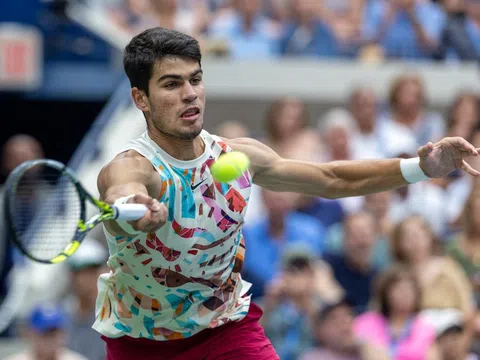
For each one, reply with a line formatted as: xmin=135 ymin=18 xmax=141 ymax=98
xmin=67 ymin=237 xmax=108 ymax=271
xmin=421 ymin=309 xmax=464 ymax=337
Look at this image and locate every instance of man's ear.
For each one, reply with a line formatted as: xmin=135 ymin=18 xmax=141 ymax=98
xmin=131 ymin=87 xmax=150 ymax=113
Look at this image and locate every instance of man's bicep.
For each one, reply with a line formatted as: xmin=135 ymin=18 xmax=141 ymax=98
xmin=224 ymin=137 xmax=282 ymax=179
xmin=97 ymin=155 xmax=156 ymax=203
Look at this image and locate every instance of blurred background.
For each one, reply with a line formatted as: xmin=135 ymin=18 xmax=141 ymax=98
xmin=1 ymin=0 xmax=480 ymax=359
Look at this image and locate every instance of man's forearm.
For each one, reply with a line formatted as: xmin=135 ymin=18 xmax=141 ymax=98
xmin=254 ymin=158 xmax=416 ymax=199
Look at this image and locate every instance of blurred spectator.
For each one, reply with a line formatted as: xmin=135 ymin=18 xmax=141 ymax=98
xmin=448 ymin=186 xmax=480 ymax=306
xmin=392 ymin=215 xmax=475 ymax=315
xmin=447 ymin=92 xmax=480 ymax=142
xmin=0 ymin=135 xmax=45 ymax=337
xmin=108 ymin=0 xmax=151 ymax=35
xmin=378 ymin=73 xmax=445 ymax=158
xmin=320 ymin=0 xmax=366 ymax=57
xmin=279 ymin=0 xmax=339 ymax=57
xmin=320 ymin=108 xmax=355 ymax=162
xmin=208 ymin=0 xmax=280 ymax=59
xmin=437 ymin=0 xmax=480 ymax=61
xmin=5 ymin=303 xmax=87 ymax=360
xmin=265 ymin=97 xmax=320 ymax=161
xmin=261 ymin=247 xmax=343 ymax=360
xmin=421 ymin=308 xmax=478 ymax=360
xmin=323 ymin=212 xmax=380 ymax=314
xmin=354 ymin=265 xmax=439 ymax=360
xmin=64 ymin=238 xmax=108 ymax=360
xmin=319 ymin=108 xmax=363 ymax=213
xmin=215 ymin=120 xmax=250 ymax=139
xmin=242 ymin=189 xmax=326 ymax=298
xmin=348 ymin=87 xmax=386 ymax=160
xmin=434 ymin=311 xmax=479 ymax=360
xmin=300 ymin=297 xmax=389 ymax=360
xmin=296 ymin=195 xmax=345 ymax=229
xmin=363 ymin=0 xmax=445 ymax=60
xmin=325 ymin=192 xmax=393 ymax=270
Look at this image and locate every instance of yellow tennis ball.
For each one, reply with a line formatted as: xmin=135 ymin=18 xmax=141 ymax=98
xmin=211 ymin=151 xmax=250 ymax=183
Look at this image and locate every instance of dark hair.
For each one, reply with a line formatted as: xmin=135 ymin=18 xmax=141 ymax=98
xmin=374 ymin=265 xmax=422 ymax=318
xmin=123 ymin=27 xmax=202 ymax=96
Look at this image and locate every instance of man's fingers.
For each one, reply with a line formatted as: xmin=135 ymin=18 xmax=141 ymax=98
xmin=451 ymin=137 xmax=478 ymax=156
xmin=417 ymin=142 xmax=434 ymax=157
xmin=461 ymin=159 xmax=480 ymax=177
xmin=129 ymin=194 xmax=161 ymax=211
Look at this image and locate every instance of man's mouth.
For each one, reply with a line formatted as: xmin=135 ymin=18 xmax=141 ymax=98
xmin=180 ymin=107 xmax=201 ymax=120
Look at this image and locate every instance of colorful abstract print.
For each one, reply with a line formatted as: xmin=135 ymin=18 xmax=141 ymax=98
xmin=93 ymin=131 xmax=252 ymax=341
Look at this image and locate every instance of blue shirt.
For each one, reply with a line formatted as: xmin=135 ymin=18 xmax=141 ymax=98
xmin=364 ymin=1 xmax=445 ymax=59
xmin=466 ymin=18 xmax=480 ymax=56
xmin=209 ymin=13 xmax=279 ymax=59
xmin=280 ymin=21 xmax=339 ymax=57
xmin=297 ymin=198 xmax=345 ymax=228
xmin=242 ymin=212 xmax=326 ymax=298
xmin=323 ymin=253 xmax=378 ymax=314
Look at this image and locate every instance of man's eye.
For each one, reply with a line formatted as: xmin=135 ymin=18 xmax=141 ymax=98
xmin=165 ymin=82 xmax=178 ymax=89
xmin=191 ymin=78 xmax=201 ymax=85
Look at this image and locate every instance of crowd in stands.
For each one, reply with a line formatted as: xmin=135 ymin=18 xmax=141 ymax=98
xmin=104 ymin=0 xmax=480 ymax=61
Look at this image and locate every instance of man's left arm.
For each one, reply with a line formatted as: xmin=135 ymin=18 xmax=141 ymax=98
xmin=226 ymin=137 xmax=480 ymax=199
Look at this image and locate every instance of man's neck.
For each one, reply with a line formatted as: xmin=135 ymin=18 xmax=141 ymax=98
xmin=148 ymin=128 xmax=205 ymax=161
xmin=389 ymin=312 xmax=411 ymax=333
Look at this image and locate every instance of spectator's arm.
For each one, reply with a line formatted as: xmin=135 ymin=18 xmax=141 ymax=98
xmin=440 ymin=17 xmax=479 ymax=61
xmin=406 ymin=9 xmax=439 ymax=52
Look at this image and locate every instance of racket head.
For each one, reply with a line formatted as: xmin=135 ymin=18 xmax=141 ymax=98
xmin=3 ymin=159 xmax=87 ymax=264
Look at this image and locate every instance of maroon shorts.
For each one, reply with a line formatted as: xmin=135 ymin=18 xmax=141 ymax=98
xmin=102 ymin=302 xmax=279 ymax=360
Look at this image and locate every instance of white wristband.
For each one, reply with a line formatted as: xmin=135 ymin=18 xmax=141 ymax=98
xmin=114 ymin=195 xmax=141 ymax=235
xmin=400 ymin=157 xmax=430 ymax=184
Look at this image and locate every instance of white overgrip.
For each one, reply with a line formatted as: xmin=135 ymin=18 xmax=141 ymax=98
xmin=114 ymin=204 xmax=148 ymax=220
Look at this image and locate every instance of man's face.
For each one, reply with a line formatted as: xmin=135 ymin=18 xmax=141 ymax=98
xmin=137 ymin=57 xmax=206 ymax=141
xmin=351 ymin=89 xmax=376 ymax=129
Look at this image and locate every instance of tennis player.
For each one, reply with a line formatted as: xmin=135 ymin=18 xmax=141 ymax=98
xmin=96 ymin=27 xmax=480 ymax=360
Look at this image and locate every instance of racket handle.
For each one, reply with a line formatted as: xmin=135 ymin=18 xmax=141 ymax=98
xmin=114 ymin=204 xmax=148 ymax=220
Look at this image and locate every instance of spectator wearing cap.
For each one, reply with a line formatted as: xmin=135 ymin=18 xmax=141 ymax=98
xmin=422 ymin=309 xmax=478 ymax=360
xmin=64 ymin=238 xmax=108 ymax=360
xmin=354 ymin=265 xmax=439 ymax=360
xmin=4 ymin=303 xmax=87 ymax=360
xmin=300 ymin=297 xmax=389 ymax=360
xmin=261 ymin=246 xmax=343 ymax=360
xmin=242 ymin=188 xmax=326 ymax=298
xmin=323 ymin=211 xmax=380 ymax=314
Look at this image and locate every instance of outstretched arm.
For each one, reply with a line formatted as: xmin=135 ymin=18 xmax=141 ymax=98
xmin=226 ymin=137 xmax=480 ymax=199
xmin=97 ymin=151 xmax=167 ymax=236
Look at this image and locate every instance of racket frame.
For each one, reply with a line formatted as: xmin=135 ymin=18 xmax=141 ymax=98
xmin=4 ymin=159 xmax=116 ymax=264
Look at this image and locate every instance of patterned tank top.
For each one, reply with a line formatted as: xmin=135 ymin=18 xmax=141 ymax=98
xmin=93 ymin=130 xmax=252 ymax=340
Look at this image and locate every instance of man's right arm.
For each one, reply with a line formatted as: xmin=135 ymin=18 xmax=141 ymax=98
xmin=97 ymin=152 xmax=167 ymax=236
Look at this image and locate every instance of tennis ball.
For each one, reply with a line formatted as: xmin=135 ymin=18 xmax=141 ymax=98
xmin=211 ymin=151 xmax=250 ymax=183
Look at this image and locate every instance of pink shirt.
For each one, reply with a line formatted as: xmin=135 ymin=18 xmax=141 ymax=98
xmin=354 ymin=312 xmax=436 ymax=360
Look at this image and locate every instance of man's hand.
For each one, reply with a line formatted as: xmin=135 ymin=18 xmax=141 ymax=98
xmin=418 ymin=137 xmax=480 ymax=178
xmin=126 ymin=193 xmax=168 ymax=233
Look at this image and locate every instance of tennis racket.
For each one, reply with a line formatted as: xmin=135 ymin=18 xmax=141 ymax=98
xmin=4 ymin=159 xmax=147 ymax=264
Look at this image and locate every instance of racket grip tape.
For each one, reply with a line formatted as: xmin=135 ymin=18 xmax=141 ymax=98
xmin=114 ymin=204 xmax=148 ymax=220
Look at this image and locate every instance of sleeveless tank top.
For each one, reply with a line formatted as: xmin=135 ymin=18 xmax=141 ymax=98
xmin=93 ymin=130 xmax=252 ymax=340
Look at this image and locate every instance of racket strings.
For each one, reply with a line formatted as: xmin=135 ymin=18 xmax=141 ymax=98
xmin=10 ymin=165 xmax=81 ymax=260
